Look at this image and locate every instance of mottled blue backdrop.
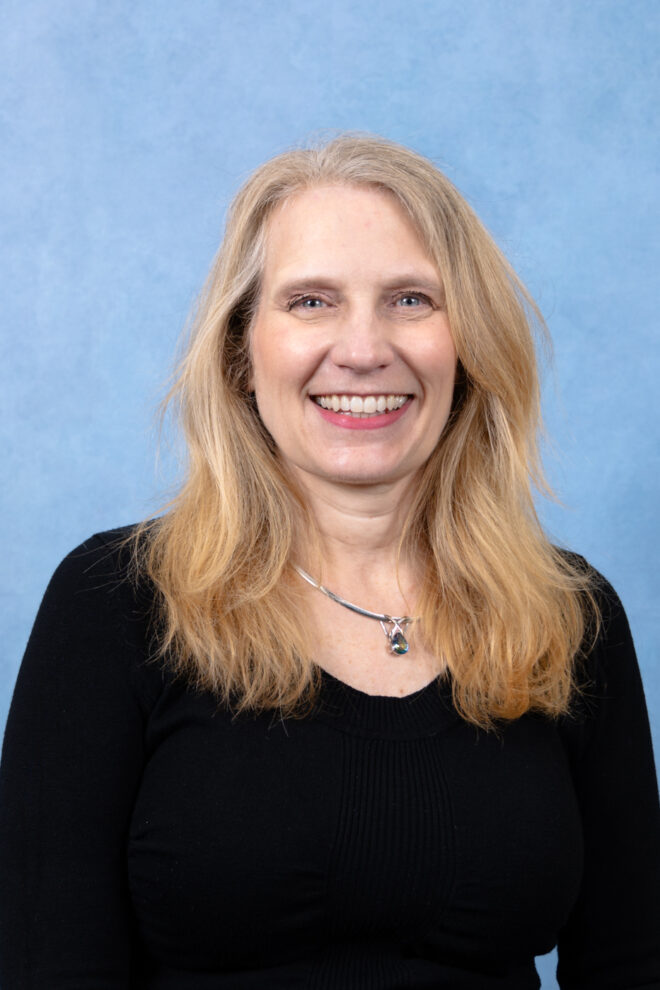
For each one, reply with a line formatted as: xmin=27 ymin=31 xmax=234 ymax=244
xmin=1 ymin=2 xmax=658 ymax=986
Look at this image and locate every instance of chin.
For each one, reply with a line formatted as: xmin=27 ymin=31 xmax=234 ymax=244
xmin=286 ymin=451 xmax=424 ymax=491
xmin=315 ymin=463 xmax=416 ymax=487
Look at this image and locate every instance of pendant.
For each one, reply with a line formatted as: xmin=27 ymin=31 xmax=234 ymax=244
xmin=389 ymin=629 xmax=410 ymax=655
xmin=382 ymin=620 xmax=410 ymax=655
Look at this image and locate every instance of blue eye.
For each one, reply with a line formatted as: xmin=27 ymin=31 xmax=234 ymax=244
xmin=397 ymin=294 xmax=429 ymax=307
xmin=289 ymin=295 xmax=326 ymax=311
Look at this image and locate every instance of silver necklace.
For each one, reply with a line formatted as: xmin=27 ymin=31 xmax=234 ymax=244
xmin=294 ymin=564 xmax=416 ymax=656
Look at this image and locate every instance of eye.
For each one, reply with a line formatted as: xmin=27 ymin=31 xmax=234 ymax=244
xmin=394 ymin=292 xmax=432 ymax=308
xmin=288 ymin=295 xmax=327 ymax=311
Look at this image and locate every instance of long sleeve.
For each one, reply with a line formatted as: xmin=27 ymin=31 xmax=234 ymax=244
xmin=0 ymin=534 xmax=150 ymax=988
xmin=556 ymin=582 xmax=660 ymax=988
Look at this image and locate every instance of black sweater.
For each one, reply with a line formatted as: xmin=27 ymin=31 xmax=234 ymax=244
xmin=1 ymin=530 xmax=659 ymax=989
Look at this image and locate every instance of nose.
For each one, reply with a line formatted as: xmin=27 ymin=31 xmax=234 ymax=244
xmin=329 ymin=306 xmax=394 ymax=373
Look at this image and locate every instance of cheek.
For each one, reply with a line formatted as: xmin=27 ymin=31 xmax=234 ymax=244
xmin=436 ymin=326 xmax=458 ymax=382
xmin=251 ymin=326 xmax=327 ymax=398
xmin=248 ymin=321 xmax=281 ymax=396
xmin=250 ymin=342 xmax=289 ymax=405
xmin=418 ymin=336 xmax=458 ymax=392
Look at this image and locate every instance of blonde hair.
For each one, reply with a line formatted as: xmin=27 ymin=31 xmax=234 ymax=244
xmin=134 ymin=133 xmax=596 ymax=728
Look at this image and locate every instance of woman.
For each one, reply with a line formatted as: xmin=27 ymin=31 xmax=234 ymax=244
xmin=1 ymin=135 xmax=658 ymax=988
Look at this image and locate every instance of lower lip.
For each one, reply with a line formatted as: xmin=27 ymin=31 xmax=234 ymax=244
xmin=312 ymin=398 xmax=412 ymax=430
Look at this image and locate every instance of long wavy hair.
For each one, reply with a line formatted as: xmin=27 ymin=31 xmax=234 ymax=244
xmin=134 ymin=134 xmax=597 ymax=728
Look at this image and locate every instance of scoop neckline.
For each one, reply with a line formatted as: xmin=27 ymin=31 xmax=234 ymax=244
xmin=314 ymin=669 xmax=460 ymax=739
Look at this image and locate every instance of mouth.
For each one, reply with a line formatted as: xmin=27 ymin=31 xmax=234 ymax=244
xmin=311 ymin=393 xmax=410 ymax=419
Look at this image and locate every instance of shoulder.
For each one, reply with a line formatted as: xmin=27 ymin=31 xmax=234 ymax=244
xmin=48 ymin=524 xmax=139 ymax=587
xmin=43 ymin=524 xmax=157 ymax=618
xmin=565 ymin=554 xmax=637 ymax=691
xmin=553 ymin=547 xmax=632 ymax=653
xmin=557 ymin=553 xmax=649 ymax=761
xmin=22 ymin=524 xmax=162 ymax=709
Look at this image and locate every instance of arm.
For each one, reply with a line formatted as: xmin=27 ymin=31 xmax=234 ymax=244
xmin=0 ymin=533 xmax=150 ymax=987
xmin=557 ymin=581 xmax=660 ymax=989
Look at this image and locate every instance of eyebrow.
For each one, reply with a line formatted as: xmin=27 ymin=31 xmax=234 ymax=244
xmin=274 ymin=278 xmax=339 ymax=299
xmin=273 ymin=275 xmax=444 ymax=298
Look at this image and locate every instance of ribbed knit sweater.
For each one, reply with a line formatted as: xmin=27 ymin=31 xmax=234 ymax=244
xmin=1 ymin=530 xmax=659 ymax=988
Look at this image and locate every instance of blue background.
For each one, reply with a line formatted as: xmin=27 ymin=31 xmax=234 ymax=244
xmin=1 ymin=2 xmax=658 ymax=985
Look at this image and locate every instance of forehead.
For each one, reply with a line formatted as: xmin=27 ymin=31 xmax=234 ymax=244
xmin=260 ymin=184 xmax=436 ymax=284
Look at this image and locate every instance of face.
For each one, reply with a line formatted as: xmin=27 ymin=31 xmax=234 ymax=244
xmin=249 ymin=184 xmax=457 ymax=496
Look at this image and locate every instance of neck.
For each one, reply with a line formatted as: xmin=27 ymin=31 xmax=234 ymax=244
xmin=291 ymin=471 xmax=421 ymax=609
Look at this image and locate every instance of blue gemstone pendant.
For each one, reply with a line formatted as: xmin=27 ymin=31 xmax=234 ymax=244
xmin=389 ymin=629 xmax=410 ymax=655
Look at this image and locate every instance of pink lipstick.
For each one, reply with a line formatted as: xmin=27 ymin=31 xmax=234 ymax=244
xmin=312 ymin=397 xmax=412 ymax=430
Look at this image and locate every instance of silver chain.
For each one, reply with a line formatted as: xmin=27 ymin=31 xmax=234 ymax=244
xmin=293 ymin=564 xmax=416 ymax=656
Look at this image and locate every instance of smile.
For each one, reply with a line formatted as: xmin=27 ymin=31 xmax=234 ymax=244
xmin=312 ymin=394 xmax=409 ymax=417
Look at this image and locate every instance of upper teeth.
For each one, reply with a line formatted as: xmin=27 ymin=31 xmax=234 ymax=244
xmin=314 ymin=394 xmax=408 ymax=414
